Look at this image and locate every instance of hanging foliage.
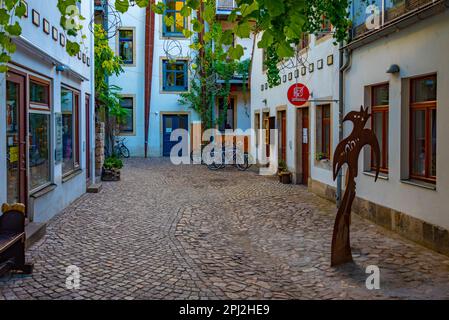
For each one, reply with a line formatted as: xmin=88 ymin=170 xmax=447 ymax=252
xmin=94 ymin=24 xmax=126 ymax=119
xmin=178 ymin=1 xmax=250 ymax=129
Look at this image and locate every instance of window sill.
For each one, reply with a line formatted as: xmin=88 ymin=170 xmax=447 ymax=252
xmin=117 ymin=132 xmax=136 ymax=136
xmin=401 ymin=179 xmax=436 ymax=191
xmin=314 ymin=159 xmax=332 ymax=170
xmin=363 ymin=171 xmax=389 ymax=180
xmin=62 ymin=168 xmax=83 ymax=184
xmin=161 ymin=34 xmax=186 ymax=40
xmin=30 ymin=183 xmax=57 ymax=199
xmin=160 ymin=90 xmax=189 ymax=95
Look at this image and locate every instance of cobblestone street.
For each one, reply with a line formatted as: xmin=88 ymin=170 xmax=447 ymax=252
xmin=1 ymin=158 xmax=449 ymax=300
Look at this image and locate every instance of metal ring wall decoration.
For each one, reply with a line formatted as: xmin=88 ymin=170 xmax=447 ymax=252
xmin=88 ymin=1 xmax=122 ymax=40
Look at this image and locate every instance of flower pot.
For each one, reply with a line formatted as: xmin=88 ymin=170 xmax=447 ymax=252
xmin=278 ymin=172 xmax=291 ymax=184
xmin=101 ymin=167 xmax=121 ymax=181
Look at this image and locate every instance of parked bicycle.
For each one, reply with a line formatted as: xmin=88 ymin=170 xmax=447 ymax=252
xmin=206 ymin=144 xmax=249 ymax=171
xmin=105 ymin=137 xmax=130 ymax=158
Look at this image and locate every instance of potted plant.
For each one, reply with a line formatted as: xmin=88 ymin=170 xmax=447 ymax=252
xmin=101 ymin=156 xmax=123 ymax=181
xmin=278 ymin=159 xmax=292 ymax=184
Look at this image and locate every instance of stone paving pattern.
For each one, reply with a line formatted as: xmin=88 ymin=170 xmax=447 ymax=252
xmin=1 ymin=158 xmax=449 ymax=299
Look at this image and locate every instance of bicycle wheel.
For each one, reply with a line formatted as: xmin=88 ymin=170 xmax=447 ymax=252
xmin=120 ymin=145 xmax=130 ymax=158
xmin=236 ymin=153 xmax=249 ymax=171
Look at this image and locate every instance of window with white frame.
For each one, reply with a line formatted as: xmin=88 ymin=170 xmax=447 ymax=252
xmin=29 ymin=77 xmax=51 ymax=191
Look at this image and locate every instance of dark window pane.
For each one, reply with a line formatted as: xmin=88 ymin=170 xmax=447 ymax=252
xmin=372 ymin=84 xmax=389 ymax=106
xmin=29 ymin=113 xmax=50 ymax=190
xmin=412 ymin=76 xmax=437 ymax=103
xmin=6 ymin=81 xmax=19 ymax=203
xmin=431 ymin=109 xmax=436 ymax=177
xmin=385 ymin=113 xmax=389 ymax=168
xmin=120 ymin=98 xmax=134 ymax=133
xmin=323 ymin=121 xmax=330 ymax=157
xmin=30 ymin=81 xmax=49 ymax=105
xmin=119 ymin=30 xmax=133 ymax=39
xmin=119 ymin=41 xmax=133 ymax=64
xmin=175 ymin=72 xmax=185 ymax=86
xmin=62 ymin=89 xmax=74 ymax=174
xmin=163 ymin=61 xmax=187 ymax=91
xmin=61 ymin=90 xmax=73 ymax=113
xmin=411 ymin=109 xmax=426 ymax=176
xmin=373 ymin=111 xmax=384 ymax=168
xmin=218 ymin=98 xmax=235 ymax=131
xmin=163 ymin=1 xmax=185 ymax=35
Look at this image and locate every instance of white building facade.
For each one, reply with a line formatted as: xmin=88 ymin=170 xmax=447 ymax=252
xmin=338 ymin=0 xmax=449 ymax=255
xmin=106 ymin=0 xmax=252 ymax=157
xmin=250 ymin=29 xmax=340 ymax=187
xmin=0 ymin=0 xmax=95 ymax=224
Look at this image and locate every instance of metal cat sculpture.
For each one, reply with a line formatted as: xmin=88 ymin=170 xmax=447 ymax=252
xmin=331 ymin=106 xmax=380 ymax=266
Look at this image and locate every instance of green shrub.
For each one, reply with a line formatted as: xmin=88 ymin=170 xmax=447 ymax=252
xmin=104 ymin=156 xmax=123 ymax=170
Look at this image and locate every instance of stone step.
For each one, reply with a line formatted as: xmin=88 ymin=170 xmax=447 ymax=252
xmin=25 ymin=222 xmax=46 ymax=250
xmin=87 ymin=183 xmax=103 ymax=193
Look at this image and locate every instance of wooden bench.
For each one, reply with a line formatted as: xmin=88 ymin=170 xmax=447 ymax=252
xmin=0 ymin=203 xmax=33 ymax=276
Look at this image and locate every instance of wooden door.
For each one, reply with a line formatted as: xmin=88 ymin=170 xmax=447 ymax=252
xmin=280 ymin=111 xmax=287 ymax=162
xmin=301 ymin=108 xmax=309 ymax=185
xmin=6 ymin=71 xmax=27 ymax=208
xmin=85 ymin=94 xmax=91 ymax=184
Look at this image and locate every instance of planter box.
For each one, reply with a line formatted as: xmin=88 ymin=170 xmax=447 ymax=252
xmin=278 ymin=172 xmax=292 ymax=184
xmin=101 ymin=167 xmax=121 ymax=181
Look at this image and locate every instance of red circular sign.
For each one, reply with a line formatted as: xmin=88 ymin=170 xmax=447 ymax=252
xmin=287 ymin=83 xmax=310 ymax=107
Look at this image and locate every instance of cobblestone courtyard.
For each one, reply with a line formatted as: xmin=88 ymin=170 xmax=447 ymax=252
xmin=1 ymin=158 xmax=449 ymax=299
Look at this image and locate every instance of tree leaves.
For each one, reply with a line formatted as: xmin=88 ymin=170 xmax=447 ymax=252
xmin=135 ymin=0 xmax=150 ymax=7
xmin=115 ymin=0 xmax=130 ymax=14
xmin=234 ymin=21 xmax=251 ymax=39
xmin=66 ymin=40 xmax=80 ymax=56
xmin=5 ymin=22 xmax=22 ymax=36
xmin=228 ymin=44 xmax=244 ymax=61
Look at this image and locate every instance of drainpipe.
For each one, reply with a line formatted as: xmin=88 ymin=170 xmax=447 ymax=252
xmin=144 ymin=3 xmax=155 ymax=158
xmin=337 ymin=43 xmax=352 ymax=208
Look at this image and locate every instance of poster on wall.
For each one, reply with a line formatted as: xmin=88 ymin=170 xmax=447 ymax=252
xmin=55 ymin=113 xmax=63 ymax=164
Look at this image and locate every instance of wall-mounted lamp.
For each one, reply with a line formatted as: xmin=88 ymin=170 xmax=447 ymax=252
xmin=56 ymin=65 xmax=67 ymax=72
xmin=262 ymin=99 xmax=267 ymax=106
xmin=386 ymin=64 xmax=400 ymax=74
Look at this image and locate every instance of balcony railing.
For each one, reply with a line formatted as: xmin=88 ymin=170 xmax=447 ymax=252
xmin=216 ymin=0 xmax=237 ymax=12
xmin=351 ymin=0 xmax=438 ymax=39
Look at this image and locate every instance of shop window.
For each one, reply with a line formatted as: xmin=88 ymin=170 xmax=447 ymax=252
xmin=371 ymin=83 xmax=389 ymax=172
xmin=29 ymin=77 xmax=51 ymax=191
xmin=119 ymin=96 xmax=135 ymax=134
xmin=162 ymin=60 xmax=188 ymax=92
xmin=118 ymin=29 xmax=135 ymax=65
xmin=410 ymin=75 xmax=437 ymax=182
xmin=61 ymin=88 xmax=80 ymax=176
xmin=163 ymin=0 xmax=186 ymax=37
xmin=30 ymin=78 xmax=50 ymax=106
xmin=218 ymin=97 xmax=235 ymax=132
xmin=316 ymin=104 xmax=331 ymax=160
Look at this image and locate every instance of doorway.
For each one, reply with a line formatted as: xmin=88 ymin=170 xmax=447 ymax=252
xmin=301 ymin=108 xmax=309 ymax=185
xmin=6 ymin=71 xmax=27 ymax=207
xmin=278 ymin=110 xmax=287 ymax=162
xmin=162 ymin=114 xmax=189 ymax=157
xmin=85 ymin=94 xmax=91 ymax=185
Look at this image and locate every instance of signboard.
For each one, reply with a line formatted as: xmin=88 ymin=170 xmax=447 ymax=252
xmin=55 ymin=113 xmax=63 ymax=164
xmin=287 ymin=83 xmax=310 ymax=107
